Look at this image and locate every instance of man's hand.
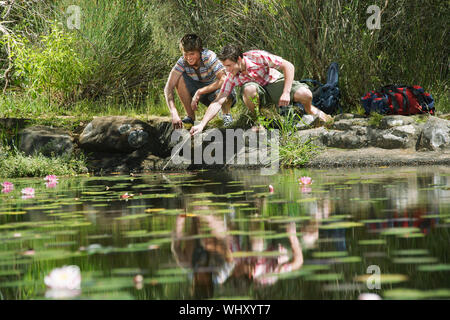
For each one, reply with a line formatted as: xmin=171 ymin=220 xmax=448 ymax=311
xmin=191 ymin=90 xmax=201 ymax=111
xmin=190 ymin=123 xmax=204 ymax=136
xmin=278 ymin=92 xmax=291 ymax=107
xmin=172 ymin=114 xmax=182 ymax=129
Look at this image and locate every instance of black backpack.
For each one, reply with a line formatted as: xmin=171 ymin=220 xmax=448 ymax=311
xmin=298 ymin=62 xmax=341 ymax=115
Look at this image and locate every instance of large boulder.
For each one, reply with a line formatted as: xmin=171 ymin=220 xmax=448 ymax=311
xmin=416 ymin=116 xmax=450 ymax=151
xmin=79 ymin=116 xmax=154 ymax=153
xmin=18 ymin=125 xmax=74 ymax=157
xmin=368 ymin=124 xmax=420 ymax=149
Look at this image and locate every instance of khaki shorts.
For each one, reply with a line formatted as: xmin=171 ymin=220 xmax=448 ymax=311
xmin=240 ymin=76 xmax=309 ymax=107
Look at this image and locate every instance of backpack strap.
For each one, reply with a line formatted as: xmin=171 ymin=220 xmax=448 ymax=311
xmin=299 ymin=79 xmax=323 ymax=87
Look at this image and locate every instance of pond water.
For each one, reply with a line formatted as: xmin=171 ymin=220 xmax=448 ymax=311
xmin=0 ymin=166 xmax=449 ymax=300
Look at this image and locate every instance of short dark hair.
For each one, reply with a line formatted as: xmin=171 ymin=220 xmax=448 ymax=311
xmin=218 ymin=44 xmax=243 ymax=62
xmin=179 ymin=34 xmax=203 ymax=52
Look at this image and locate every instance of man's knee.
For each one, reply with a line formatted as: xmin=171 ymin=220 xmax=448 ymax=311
xmin=294 ymin=87 xmax=313 ymax=103
xmin=242 ymin=84 xmax=259 ymax=99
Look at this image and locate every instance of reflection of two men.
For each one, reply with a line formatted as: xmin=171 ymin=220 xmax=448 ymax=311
xmin=171 ymin=205 xmax=306 ymax=299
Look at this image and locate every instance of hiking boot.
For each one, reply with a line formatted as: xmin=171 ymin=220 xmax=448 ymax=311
xmin=182 ymin=116 xmax=194 ymax=129
xmin=222 ymin=113 xmax=233 ymax=127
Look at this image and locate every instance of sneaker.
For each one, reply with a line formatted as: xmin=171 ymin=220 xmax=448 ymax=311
xmin=222 ymin=113 xmax=233 ymax=127
xmin=182 ymin=116 xmax=194 ymax=129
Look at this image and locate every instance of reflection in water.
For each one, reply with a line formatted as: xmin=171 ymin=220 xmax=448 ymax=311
xmin=0 ymin=166 xmax=449 ymax=300
xmin=172 ymin=213 xmax=305 ymax=299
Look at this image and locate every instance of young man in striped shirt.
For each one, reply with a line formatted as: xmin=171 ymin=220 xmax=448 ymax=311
xmin=190 ymin=44 xmax=333 ymax=135
xmin=164 ymin=34 xmax=236 ymax=129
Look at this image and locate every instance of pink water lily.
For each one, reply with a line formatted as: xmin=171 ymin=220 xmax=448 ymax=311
xmin=1 ymin=181 xmax=14 ymax=193
xmin=268 ymin=185 xmax=274 ymax=193
xmin=299 ymin=176 xmax=313 ymax=185
xmin=44 ymin=175 xmax=58 ymax=183
xmin=21 ymin=187 xmax=35 ymax=196
xmin=45 ymin=181 xmax=58 ymax=188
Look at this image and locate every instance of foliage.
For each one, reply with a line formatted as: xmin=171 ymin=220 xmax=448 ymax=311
xmin=0 ymin=145 xmax=88 ymax=178
xmin=368 ymin=112 xmax=384 ymax=127
xmin=0 ymin=0 xmax=448 ymax=112
xmin=4 ymin=21 xmax=92 ymax=102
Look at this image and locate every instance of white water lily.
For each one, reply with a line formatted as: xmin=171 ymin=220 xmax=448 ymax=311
xmin=44 ymin=265 xmax=81 ymax=290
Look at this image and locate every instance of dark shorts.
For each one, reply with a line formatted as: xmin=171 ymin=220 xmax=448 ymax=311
xmin=182 ymin=72 xmax=236 ymax=107
xmin=240 ymin=76 xmax=310 ymax=107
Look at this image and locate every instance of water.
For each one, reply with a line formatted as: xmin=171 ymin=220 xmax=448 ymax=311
xmin=0 ymin=166 xmax=449 ymax=300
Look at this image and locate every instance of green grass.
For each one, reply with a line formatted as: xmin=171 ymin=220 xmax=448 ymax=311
xmin=0 ymin=146 xmax=88 ymax=178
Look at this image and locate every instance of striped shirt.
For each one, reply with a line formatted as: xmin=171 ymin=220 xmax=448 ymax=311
xmin=220 ymin=50 xmax=284 ymax=96
xmin=173 ymin=49 xmax=224 ymax=83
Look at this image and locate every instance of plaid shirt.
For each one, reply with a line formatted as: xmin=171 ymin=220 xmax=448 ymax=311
xmin=173 ymin=49 xmax=224 ymax=83
xmin=220 ymin=50 xmax=284 ymax=96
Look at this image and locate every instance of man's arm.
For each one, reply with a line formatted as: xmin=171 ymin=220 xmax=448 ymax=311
xmin=164 ymin=69 xmax=183 ymax=129
xmin=191 ymin=69 xmax=227 ymax=110
xmin=277 ymin=59 xmax=295 ymax=107
xmin=190 ymin=90 xmax=229 ymax=136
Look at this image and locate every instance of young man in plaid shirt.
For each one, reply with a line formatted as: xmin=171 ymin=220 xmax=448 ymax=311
xmin=190 ymin=44 xmax=333 ymax=135
xmin=164 ymin=34 xmax=236 ymax=129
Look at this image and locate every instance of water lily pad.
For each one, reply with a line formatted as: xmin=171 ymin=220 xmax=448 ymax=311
xmin=383 ymin=288 xmax=450 ymax=300
xmin=354 ymin=274 xmax=408 ymax=284
xmin=156 ymin=268 xmax=189 ymax=276
xmin=0 ymin=211 xmax=27 ymax=215
xmin=296 ymin=198 xmax=318 ymax=203
xmin=319 ymin=222 xmax=364 ymax=229
xmin=313 ymin=251 xmax=348 ymax=258
xmin=417 ymin=264 xmax=450 ymax=272
xmin=392 ymin=249 xmax=429 ymax=256
xmin=392 ymin=257 xmax=439 ymax=264
xmin=334 ymin=256 xmax=362 ymax=263
xmin=380 ymin=227 xmax=421 ymax=236
xmin=358 ymin=239 xmax=387 ymax=245
xmin=305 ymin=273 xmax=343 ymax=281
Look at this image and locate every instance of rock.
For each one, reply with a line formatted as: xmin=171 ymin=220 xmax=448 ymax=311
xmin=333 ymin=113 xmax=365 ymax=121
xmin=79 ymin=116 xmax=155 ymax=154
xmin=332 ymin=118 xmax=369 ymax=131
xmin=368 ymin=124 xmax=420 ymax=149
xmin=379 ymin=115 xmax=415 ymax=129
xmin=416 ymin=116 xmax=450 ymax=151
xmin=18 ymin=125 xmax=74 ymax=156
xmin=295 ymin=115 xmax=316 ymax=130
xmin=322 ymin=130 xmax=368 ymax=149
xmin=294 ymin=127 xmax=327 ymax=147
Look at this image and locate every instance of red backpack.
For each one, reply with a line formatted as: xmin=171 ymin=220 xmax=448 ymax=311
xmin=361 ymin=85 xmax=435 ymax=115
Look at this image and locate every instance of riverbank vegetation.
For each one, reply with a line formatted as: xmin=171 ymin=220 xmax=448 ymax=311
xmin=0 ymin=0 xmax=448 ymax=176
xmin=0 ymin=0 xmax=447 ymax=116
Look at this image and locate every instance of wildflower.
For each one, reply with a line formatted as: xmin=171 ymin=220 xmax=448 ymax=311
xmin=268 ymin=185 xmax=274 ymax=193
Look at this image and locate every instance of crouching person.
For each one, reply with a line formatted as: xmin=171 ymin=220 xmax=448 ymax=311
xmin=190 ymin=44 xmax=332 ymax=135
xmin=164 ymin=34 xmax=236 ymax=129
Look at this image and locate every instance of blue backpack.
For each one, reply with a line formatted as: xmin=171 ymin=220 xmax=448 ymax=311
xmin=299 ymin=62 xmax=341 ymax=115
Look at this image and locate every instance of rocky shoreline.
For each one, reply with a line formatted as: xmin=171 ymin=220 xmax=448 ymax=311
xmin=1 ymin=113 xmax=449 ymax=174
